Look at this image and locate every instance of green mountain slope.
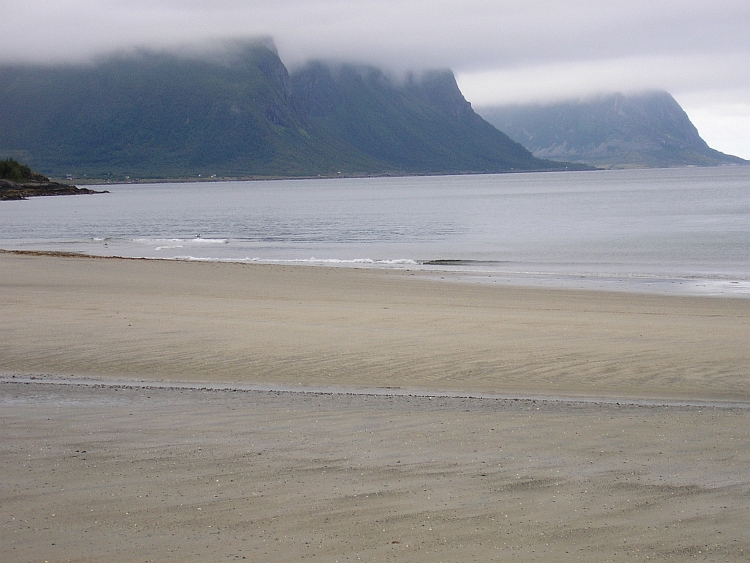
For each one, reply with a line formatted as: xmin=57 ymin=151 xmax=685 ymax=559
xmin=291 ymin=63 xmax=555 ymax=174
xmin=0 ymin=43 xmax=334 ymax=178
xmin=0 ymin=42 xmax=582 ymax=179
xmin=477 ymin=92 xmax=747 ymax=168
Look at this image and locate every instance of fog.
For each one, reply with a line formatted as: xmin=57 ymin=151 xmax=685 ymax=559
xmin=2 ymin=0 xmax=748 ymax=157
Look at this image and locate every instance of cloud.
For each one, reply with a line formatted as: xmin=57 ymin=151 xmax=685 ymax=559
xmin=676 ymin=89 xmax=750 ymax=160
xmin=456 ymin=52 xmax=750 ymax=106
xmin=3 ymin=1 xmax=748 ymax=70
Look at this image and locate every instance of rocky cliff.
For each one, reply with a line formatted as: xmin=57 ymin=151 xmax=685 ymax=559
xmin=478 ymin=92 xmax=747 ymax=168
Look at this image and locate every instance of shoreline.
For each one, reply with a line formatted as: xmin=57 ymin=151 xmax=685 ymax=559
xmin=4 ymin=248 xmax=748 ymax=299
xmin=2 ymin=251 xmax=748 ymax=402
xmin=50 ymin=163 xmax=750 ymax=186
xmin=56 ymin=166 xmax=601 ymax=186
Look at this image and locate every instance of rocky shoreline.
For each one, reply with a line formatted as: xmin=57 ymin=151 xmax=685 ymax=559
xmin=0 ymin=178 xmax=108 ymax=200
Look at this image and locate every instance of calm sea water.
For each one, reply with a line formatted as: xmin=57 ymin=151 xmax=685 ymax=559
xmin=2 ymin=167 xmax=749 ymax=296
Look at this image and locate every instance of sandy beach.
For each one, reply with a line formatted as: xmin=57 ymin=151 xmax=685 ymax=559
xmin=1 ymin=251 xmax=749 ymax=562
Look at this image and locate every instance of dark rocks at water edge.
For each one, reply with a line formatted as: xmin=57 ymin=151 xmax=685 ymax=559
xmin=0 ymin=179 xmax=108 ymax=200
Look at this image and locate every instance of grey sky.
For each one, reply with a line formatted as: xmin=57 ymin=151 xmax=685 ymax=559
xmin=2 ymin=0 xmax=749 ymax=157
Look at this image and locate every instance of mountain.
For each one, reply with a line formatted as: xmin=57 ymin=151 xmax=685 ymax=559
xmin=290 ymin=63 xmax=555 ymax=174
xmin=0 ymin=41 xmax=583 ymax=179
xmin=477 ymin=92 xmax=747 ymax=168
xmin=0 ymin=43 xmax=331 ymax=179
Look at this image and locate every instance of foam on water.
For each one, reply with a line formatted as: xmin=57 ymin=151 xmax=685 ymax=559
xmin=133 ymin=237 xmax=229 ymax=244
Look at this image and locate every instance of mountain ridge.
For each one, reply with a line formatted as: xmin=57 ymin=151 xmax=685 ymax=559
xmin=477 ymin=92 xmax=747 ymax=168
xmin=0 ymin=41 xmax=585 ymax=179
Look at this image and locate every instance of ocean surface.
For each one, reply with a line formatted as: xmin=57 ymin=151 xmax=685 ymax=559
xmin=2 ymin=167 xmax=749 ymax=296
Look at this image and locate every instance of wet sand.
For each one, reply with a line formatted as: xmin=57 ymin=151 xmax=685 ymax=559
xmin=1 ymin=251 xmax=749 ymax=401
xmin=1 ymin=252 xmax=749 ymax=561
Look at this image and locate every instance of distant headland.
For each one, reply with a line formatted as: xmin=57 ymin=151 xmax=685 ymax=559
xmin=0 ymin=158 xmax=108 ymax=200
xmin=477 ymin=92 xmax=747 ymax=169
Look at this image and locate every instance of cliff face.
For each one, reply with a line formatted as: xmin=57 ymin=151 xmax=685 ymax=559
xmin=290 ymin=63 xmax=552 ymax=173
xmin=0 ymin=43 xmax=314 ymax=177
xmin=0 ymin=42 xmax=580 ymax=179
xmin=478 ymin=92 xmax=747 ymax=168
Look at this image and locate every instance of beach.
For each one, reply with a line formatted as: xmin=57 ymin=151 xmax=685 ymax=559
xmin=2 ymin=251 xmax=749 ymax=561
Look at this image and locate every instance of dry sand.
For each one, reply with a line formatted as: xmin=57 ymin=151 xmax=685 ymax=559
xmin=1 ymin=251 xmax=749 ymax=562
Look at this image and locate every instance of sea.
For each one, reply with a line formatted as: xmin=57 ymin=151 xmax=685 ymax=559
xmin=1 ymin=166 xmax=749 ymax=296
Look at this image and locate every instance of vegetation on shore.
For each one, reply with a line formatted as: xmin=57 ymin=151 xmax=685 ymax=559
xmin=0 ymin=158 xmax=49 ymax=183
xmin=0 ymin=158 xmax=107 ymax=200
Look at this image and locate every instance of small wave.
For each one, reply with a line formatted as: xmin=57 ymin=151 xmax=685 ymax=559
xmin=288 ymin=257 xmax=417 ymax=265
xmin=422 ymin=259 xmax=511 ymax=266
xmin=167 ymin=256 xmax=418 ymax=266
xmin=191 ymin=238 xmax=229 ymax=244
xmin=133 ymin=237 xmax=229 ymax=245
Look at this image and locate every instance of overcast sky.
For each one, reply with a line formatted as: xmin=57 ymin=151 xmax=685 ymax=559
xmin=2 ymin=0 xmax=749 ymax=158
